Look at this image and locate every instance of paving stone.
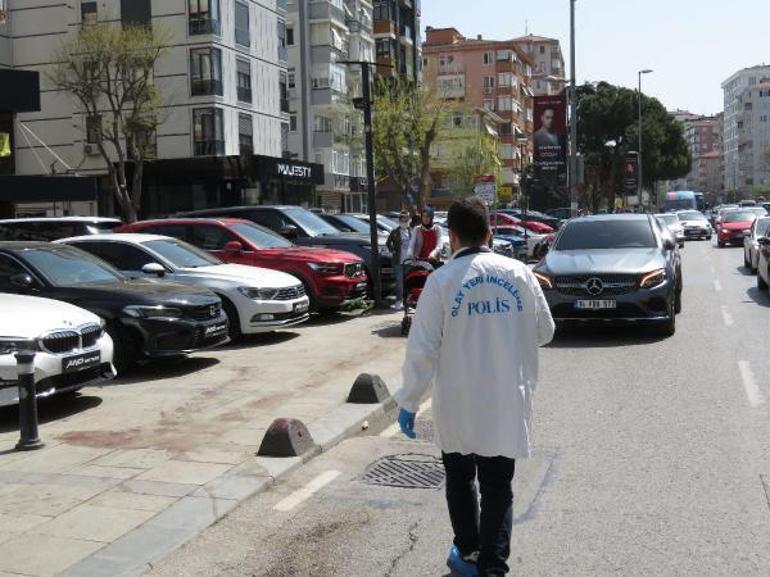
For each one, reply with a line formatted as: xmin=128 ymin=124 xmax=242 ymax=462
xmin=0 ymin=535 xmax=104 ymax=577
xmin=0 ymin=470 xmax=122 ymax=491
xmin=88 ymin=490 xmax=178 ymax=513
xmin=70 ymin=465 xmax=145 ymax=480
xmin=0 ymin=484 xmax=106 ymax=517
xmin=0 ymin=572 xmax=35 ymax=577
xmin=135 ymin=460 xmax=233 ymax=486
xmin=0 ymin=512 xmax=51 ymax=545
xmin=145 ymin=496 xmax=238 ymax=531
xmin=37 ymin=504 xmax=156 ymax=543
xmin=90 ymin=449 xmax=170 ymax=470
xmin=120 ymin=479 xmax=197 ymax=498
xmin=175 ymin=447 xmax=246 ymax=465
xmin=191 ymin=474 xmax=269 ymax=500
xmin=0 ymin=445 xmax=111 ymax=474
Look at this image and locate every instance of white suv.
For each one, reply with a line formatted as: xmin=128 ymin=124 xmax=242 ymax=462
xmin=0 ymin=294 xmax=115 ymax=407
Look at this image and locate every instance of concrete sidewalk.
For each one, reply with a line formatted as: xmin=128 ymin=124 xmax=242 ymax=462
xmin=0 ymin=311 xmax=406 ymax=577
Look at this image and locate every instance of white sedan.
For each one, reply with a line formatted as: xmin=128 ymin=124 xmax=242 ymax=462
xmin=744 ymin=216 xmax=770 ymax=273
xmin=0 ymin=294 xmax=115 ymax=407
xmin=58 ymin=234 xmax=311 ymax=340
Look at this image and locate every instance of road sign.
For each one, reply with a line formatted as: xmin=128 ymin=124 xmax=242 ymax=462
xmin=473 ymin=176 xmax=496 ymax=204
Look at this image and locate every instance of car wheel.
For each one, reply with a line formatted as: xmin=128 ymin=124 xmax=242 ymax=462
xmin=660 ymin=302 xmax=676 ymax=337
xmin=221 ymin=298 xmax=242 ymax=342
xmin=758 ymin=269 xmax=768 ymax=290
xmin=717 ymin=240 xmax=725 ymax=248
xmin=674 ymin=285 xmax=682 ymax=315
xmin=105 ymin=322 xmax=137 ymax=376
xmin=745 ymin=251 xmax=751 ymax=269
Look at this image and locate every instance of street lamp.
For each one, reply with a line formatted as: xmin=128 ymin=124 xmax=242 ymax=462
xmin=638 ymin=69 xmax=653 ymax=211
xmin=569 ymin=0 xmax=578 ymax=217
xmin=516 ymin=129 xmax=530 ymax=247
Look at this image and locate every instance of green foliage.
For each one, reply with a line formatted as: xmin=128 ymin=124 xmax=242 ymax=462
xmin=372 ymin=78 xmax=448 ymax=208
xmin=50 ymin=24 xmax=169 ymax=222
xmin=445 ymin=130 xmax=502 ymax=196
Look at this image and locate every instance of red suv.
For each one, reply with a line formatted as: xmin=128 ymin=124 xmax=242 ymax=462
xmin=118 ymin=219 xmax=368 ymax=311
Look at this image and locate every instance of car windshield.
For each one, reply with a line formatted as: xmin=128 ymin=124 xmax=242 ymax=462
xmin=493 ymin=226 xmax=525 ymax=236
xmin=657 ymin=215 xmax=678 ymax=226
xmin=677 ymin=211 xmax=706 ymax=221
xmin=22 ymin=246 xmax=124 ymax=286
xmin=230 ymin=223 xmax=293 ymax=249
xmin=144 ymin=239 xmax=221 ymax=268
xmin=756 ymin=219 xmax=770 ymax=237
xmin=377 ymin=216 xmax=398 ymax=231
xmin=284 ymin=208 xmax=340 ymax=236
xmin=722 ymin=211 xmax=757 ymax=223
xmin=555 ymin=220 xmax=656 ymax=250
xmin=331 ymin=215 xmax=370 ymax=234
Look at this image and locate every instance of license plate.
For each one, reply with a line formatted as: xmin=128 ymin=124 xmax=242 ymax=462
xmin=294 ymin=301 xmax=310 ymax=314
xmin=575 ymin=300 xmax=617 ymax=310
xmin=62 ymin=351 xmax=101 ymax=373
xmin=203 ymin=322 xmax=228 ymax=339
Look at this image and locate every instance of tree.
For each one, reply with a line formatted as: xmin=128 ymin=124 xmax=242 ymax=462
xmin=372 ymin=78 xmax=448 ymax=209
xmin=51 ymin=24 xmax=168 ymax=222
xmin=445 ymin=131 xmax=502 ymax=196
xmin=576 ymin=82 xmax=691 ymax=210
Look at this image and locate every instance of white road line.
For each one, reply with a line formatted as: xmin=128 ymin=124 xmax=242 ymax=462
xmin=713 ymin=279 xmax=723 ymax=292
xmin=738 ymin=361 xmax=765 ymax=408
xmin=273 ymin=470 xmax=341 ymax=512
xmin=710 ymin=265 xmax=716 ymax=274
xmin=380 ymin=398 xmax=433 ymax=438
xmin=721 ymin=306 xmax=734 ymax=327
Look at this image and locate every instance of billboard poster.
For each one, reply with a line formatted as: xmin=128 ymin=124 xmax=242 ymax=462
xmin=473 ymin=175 xmax=496 ymax=205
xmin=533 ymin=95 xmax=567 ymax=186
xmin=623 ymin=155 xmax=639 ymax=196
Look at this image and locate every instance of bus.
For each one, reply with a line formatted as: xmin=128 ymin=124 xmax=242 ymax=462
xmin=661 ymin=191 xmax=705 ymax=213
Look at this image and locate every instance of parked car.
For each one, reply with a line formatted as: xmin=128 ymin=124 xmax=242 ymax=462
xmin=0 ymin=294 xmax=115 ymax=408
xmin=533 ymin=214 xmax=682 ymax=336
xmin=490 ymin=212 xmax=554 ymax=234
xmin=319 ymin=213 xmax=388 ymax=240
xmin=176 ymin=206 xmax=394 ymax=296
xmin=0 ymin=217 xmax=122 ymax=241
xmin=492 ymin=225 xmax=552 ymax=261
xmin=118 ymin=218 xmax=368 ymax=311
xmin=349 ymin=213 xmax=400 ymax=233
xmin=0 ymin=243 xmax=229 ymax=372
xmin=716 ymin=210 xmax=759 ymax=247
xmin=59 ymin=234 xmax=311 ymax=340
xmin=655 ymin=213 xmax=685 ymax=248
xmin=545 ymin=207 xmax=574 ymax=220
xmin=500 ymin=209 xmax=563 ymax=231
xmin=743 ymin=217 xmax=770 ymax=273
xmin=675 ymin=210 xmax=712 ymax=240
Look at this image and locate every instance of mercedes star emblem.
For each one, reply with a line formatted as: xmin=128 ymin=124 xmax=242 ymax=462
xmin=585 ymin=277 xmax=604 ymax=296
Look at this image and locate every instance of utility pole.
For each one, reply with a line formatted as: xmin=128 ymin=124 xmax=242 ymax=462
xmin=638 ymin=69 xmax=653 ymax=211
xmin=568 ymin=0 xmax=578 ymax=217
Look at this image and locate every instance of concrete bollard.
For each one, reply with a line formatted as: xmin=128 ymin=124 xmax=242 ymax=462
xmin=257 ymin=418 xmax=316 ymax=458
xmin=346 ymin=373 xmax=390 ymax=404
xmin=15 ymin=351 xmax=44 ymax=451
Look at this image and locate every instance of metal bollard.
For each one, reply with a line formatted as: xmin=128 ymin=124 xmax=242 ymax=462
xmin=15 ymin=351 xmax=44 ymax=451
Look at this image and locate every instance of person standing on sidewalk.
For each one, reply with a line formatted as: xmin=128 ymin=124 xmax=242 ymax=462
xmin=386 ymin=210 xmax=412 ymax=310
xmin=393 ymin=197 xmax=555 ymax=577
xmin=408 ymin=206 xmax=443 ymax=262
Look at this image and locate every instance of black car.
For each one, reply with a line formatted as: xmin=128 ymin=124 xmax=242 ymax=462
xmin=0 ymin=243 xmax=229 ymax=372
xmin=533 ymin=214 xmax=682 ymax=336
xmin=0 ymin=217 xmax=122 ymax=241
xmin=177 ymin=206 xmax=395 ymax=296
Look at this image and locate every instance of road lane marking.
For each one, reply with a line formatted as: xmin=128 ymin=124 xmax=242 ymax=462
xmin=713 ymin=279 xmax=723 ymax=292
xmin=721 ymin=306 xmax=734 ymax=327
xmin=738 ymin=361 xmax=765 ymax=408
xmin=710 ymin=265 xmax=716 ymax=274
xmin=273 ymin=470 xmax=341 ymax=512
xmin=380 ymin=398 xmax=432 ymax=438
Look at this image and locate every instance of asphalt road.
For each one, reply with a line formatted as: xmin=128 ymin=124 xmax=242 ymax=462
xmin=145 ymin=240 xmax=770 ymax=577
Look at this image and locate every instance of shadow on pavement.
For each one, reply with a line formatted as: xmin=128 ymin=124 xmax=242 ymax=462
xmin=746 ymin=286 xmax=770 ymax=307
xmin=110 ymin=356 xmax=220 ymax=386
xmin=736 ymin=265 xmax=753 ymax=276
xmin=371 ymin=320 xmax=404 ymax=339
xmin=224 ymin=331 xmax=300 ymax=350
xmin=547 ymin=324 xmax=668 ymax=348
xmin=0 ymin=393 xmax=103 ymax=433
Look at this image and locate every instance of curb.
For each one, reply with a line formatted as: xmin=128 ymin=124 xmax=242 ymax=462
xmin=56 ymin=396 xmax=397 ymax=577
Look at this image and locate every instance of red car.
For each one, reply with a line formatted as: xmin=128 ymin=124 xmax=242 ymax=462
xmin=490 ymin=212 xmax=554 ymax=234
xmin=117 ymin=218 xmax=368 ymax=311
xmin=716 ymin=210 xmax=758 ymax=248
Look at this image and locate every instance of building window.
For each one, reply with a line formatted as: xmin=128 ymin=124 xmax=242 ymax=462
xmin=189 ymin=0 xmax=220 ymax=35
xmin=376 ymin=38 xmax=394 ymax=60
xmin=236 ymin=58 xmax=252 ymax=103
xmin=238 ymin=113 xmax=253 ymax=156
xmin=279 ymin=72 xmax=289 ymax=113
xmin=81 ymin=1 xmax=97 ymax=25
xmin=497 ymin=72 xmax=512 ymax=87
xmin=483 ymin=52 xmax=493 ymax=65
xmin=287 ymin=27 xmax=294 ymax=46
xmin=290 ymin=114 xmax=297 ymax=132
xmin=121 ymin=0 xmax=151 ymax=27
xmin=278 ymin=20 xmax=288 ymax=62
xmin=85 ymin=115 xmax=101 ymax=143
xmin=539 ymin=45 xmax=546 ymax=54
xmin=281 ymin=123 xmax=289 ymax=155
xmin=190 ymin=47 xmax=223 ymax=96
xmin=193 ymin=108 xmax=224 ymax=156
xmin=483 ymin=99 xmax=495 ymax=112
xmin=373 ymin=2 xmax=391 ymax=21
xmin=234 ymin=1 xmax=250 ymax=46
xmin=288 ymin=69 xmax=296 ymax=89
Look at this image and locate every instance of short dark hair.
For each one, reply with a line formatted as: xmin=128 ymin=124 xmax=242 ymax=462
xmin=447 ymin=198 xmax=490 ymax=246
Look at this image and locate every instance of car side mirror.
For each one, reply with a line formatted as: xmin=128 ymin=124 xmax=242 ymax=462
xmin=758 ymin=237 xmax=770 ymax=246
xmin=141 ymin=263 xmax=166 ymax=277
xmin=279 ymin=225 xmax=299 ymax=239
xmin=9 ymin=273 xmax=34 ymax=291
xmin=223 ymin=240 xmax=243 ymax=255
xmin=663 ymin=238 xmax=676 ymax=251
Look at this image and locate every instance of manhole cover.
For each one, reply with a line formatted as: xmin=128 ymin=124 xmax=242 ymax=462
xmin=361 ymin=454 xmax=445 ymax=489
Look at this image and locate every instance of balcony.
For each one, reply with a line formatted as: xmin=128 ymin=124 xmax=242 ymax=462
xmin=280 ymin=98 xmax=291 ymax=113
xmin=399 ymin=24 xmax=413 ymax=41
xmin=278 ymin=46 xmax=288 ymax=63
xmin=191 ymin=79 xmax=223 ymax=97
xmin=194 ymin=140 xmax=225 ymax=156
xmin=313 ymin=131 xmax=334 ymax=149
xmin=438 ymin=63 xmax=464 ymax=75
xmin=189 ymin=17 xmax=221 ymax=36
xmin=310 ymin=2 xmax=346 ymax=24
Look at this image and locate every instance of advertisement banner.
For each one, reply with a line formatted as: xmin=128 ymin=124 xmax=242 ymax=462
xmin=473 ymin=175 xmax=496 ymax=205
xmin=533 ymin=95 xmax=567 ymax=186
xmin=623 ymin=155 xmax=639 ymax=196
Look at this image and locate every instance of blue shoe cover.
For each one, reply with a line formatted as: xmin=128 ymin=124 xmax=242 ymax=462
xmin=446 ymin=545 xmax=478 ymax=577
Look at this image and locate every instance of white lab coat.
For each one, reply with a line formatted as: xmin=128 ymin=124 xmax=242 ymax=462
xmin=393 ymin=249 xmax=555 ymax=459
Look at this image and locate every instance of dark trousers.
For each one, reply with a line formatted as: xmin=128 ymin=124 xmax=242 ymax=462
xmin=442 ymin=452 xmax=516 ymax=577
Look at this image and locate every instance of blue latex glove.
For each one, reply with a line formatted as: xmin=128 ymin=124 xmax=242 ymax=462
xmin=398 ymin=409 xmax=417 ymax=439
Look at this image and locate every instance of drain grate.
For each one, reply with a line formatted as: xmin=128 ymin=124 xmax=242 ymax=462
xmin=361 ymin=454 xmax=445 ymax=489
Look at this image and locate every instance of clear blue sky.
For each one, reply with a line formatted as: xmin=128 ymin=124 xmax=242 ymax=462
xmin=421 ymin=0 xmax=770 ymax=115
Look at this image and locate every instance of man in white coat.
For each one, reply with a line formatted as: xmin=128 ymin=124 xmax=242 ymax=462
xmin=394 ymin=198 xmax=555 ymax=577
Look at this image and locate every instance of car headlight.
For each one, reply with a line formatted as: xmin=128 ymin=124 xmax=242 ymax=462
xmin=743 ymin=229 xmax=752 ymax=235
xmin=0 ymin=338 xmax=37 ymax=355
xmin=307 ymin=262 xmax=344 ymax=275
xmin=122 ymin=305 xmax=184 ymax=319
xmin=639 ymin=269 xmax=666 ymax=289
xmin=533 ymin=271 xmax=554 ymax=289
xmin=238 ymin=287 xmax=279 ymax=300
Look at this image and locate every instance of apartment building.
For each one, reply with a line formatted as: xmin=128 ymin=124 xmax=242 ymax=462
xmin=683 ymin=114 xmax=723 ymax=195
xmin=373 ymin=0 xmax=420 ymax=82
xmin=722 ymin=65 xmax=770 ymax=196
xmin=512 ymin=33 xmax=565 ymax=96
xmin=423 ymin=27 xmax=535 ymax=199
xmin=0 ymin=0 xmax=323 ymax=217
xmin=286 ymin=0 xmax=374 ymax=211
